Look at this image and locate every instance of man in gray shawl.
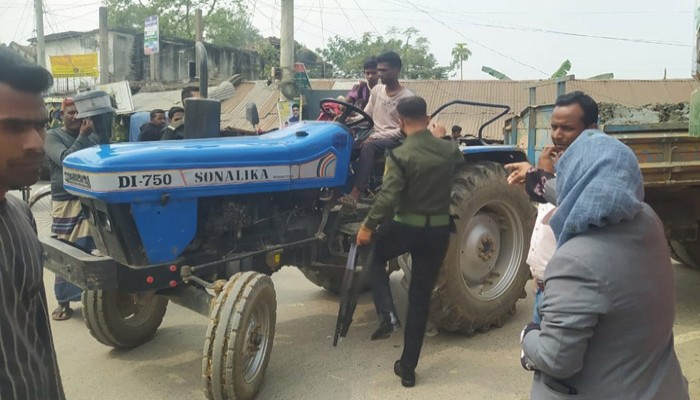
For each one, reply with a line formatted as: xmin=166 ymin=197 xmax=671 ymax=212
xmin=519 ymin=130 xmax=689 ymax=399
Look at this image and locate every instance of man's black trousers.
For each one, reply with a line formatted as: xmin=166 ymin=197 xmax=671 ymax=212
xmin=368 ymin=220 xmax=450 ymax=370
xmin=353 ymin=137 xmax=401 ymax=192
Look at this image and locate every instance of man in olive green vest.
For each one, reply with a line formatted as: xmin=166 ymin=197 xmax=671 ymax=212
xmin=356 ymin=96 xmax=464 ymax=387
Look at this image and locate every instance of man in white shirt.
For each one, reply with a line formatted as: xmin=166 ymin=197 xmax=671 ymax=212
xmin=339 ymin=51 xmax=413 ymax=209
xmin=526 ymin=203 xmax=556 ymax=323
xmin=505 ymin=91 xmax=599 ymax=323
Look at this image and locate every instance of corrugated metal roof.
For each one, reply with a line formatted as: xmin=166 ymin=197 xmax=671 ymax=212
xmin=220 ymin=81 xmax=280 ymax=132
xmin=147 ymin=78 xmax=700 ymax=140
xmin=402 ymin=80 xmax=538 ymax=140
xmin=209 ymin=82 xmax=236 ymax=101
xmin=131 ymin=86 xmax=220 ymax=113
xmin=331 ymin=81 xmax=361 ymax=90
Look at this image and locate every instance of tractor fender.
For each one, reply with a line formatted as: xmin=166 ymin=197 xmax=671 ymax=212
xmin=461 ymin=145 xmax=527 ymax=165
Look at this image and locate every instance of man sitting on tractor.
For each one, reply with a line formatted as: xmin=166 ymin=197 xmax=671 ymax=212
xmin=345 ymin=57 xmax=379 ymax=110
xmin=339 ymin=51 xmax=414 ymax=210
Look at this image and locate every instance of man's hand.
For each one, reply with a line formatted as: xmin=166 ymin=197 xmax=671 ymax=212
xmin=520 ymin=322 xmax=541 ymax=371
xmin=169 ymin=119 xmax=184 ymax=129
xmin=79 ymin=119 xmax=94 ymax=136
xmin=356 ymin=225 xmax=373 ymax=246
xmin=429 ymin=122 xmax=447 ymax=138
xmin=520 ymin=322 xmax=541 ymax=341
xmin=504 ymin=161 xmax=533 ymax=185
xmin=538 ymin=146 xmax=562 ymax=173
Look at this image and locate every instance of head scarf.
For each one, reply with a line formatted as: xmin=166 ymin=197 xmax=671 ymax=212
xmin=61 ymin=97 xmax=75 ymax=111
xmin=550 ymin=129 xmax=644 ymax=247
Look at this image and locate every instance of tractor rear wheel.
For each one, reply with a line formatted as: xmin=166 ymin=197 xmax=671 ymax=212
xmin=82 ymin=289 xmax=168 ymax=348
xmin=203 ymin=271 xmax=276 ymax=400
xmin=430 ymin=161 xmax=534 ymax=335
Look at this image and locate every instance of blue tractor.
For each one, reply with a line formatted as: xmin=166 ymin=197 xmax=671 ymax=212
xmin=41 ymin=92 xmax=534 ymax=399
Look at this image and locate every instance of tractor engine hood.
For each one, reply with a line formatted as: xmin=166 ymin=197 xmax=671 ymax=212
xmin=62 ymin=122 xmax=353 ymax=203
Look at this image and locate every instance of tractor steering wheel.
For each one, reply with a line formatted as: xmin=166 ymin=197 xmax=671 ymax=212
xmin=319 ymin=98 xmax=374 ymax=133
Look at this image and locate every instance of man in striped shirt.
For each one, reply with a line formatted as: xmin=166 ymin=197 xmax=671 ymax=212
xmin=0 ymin=47 xmax=65 ymax=399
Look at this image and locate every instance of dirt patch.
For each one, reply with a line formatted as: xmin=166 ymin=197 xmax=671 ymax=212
xmin=598 ymin=102 xmax=689 ymax=125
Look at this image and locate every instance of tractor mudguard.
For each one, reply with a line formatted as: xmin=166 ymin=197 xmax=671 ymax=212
xmin=461 ymin=145 xmax=528 ymax=164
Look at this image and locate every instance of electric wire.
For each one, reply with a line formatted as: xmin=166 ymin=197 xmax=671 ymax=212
xmin=332 ymin=0 xmax=360 ymax=39
xmin=43 ymin=0 xmax=100 ymax=91
xmin=289 ymin=5 xmax=689 ymax=16
xmin=351 ymin=0 xmax=380 ymax=36
xmin=11 ymin=0 xmax=31 ymax=43
xmin=296 ymin=0 xmax=317 ymax=31
xmin=393 ymin=0 xmax=550 ymax=76
xmin=252 ymin=0 xmax=344 ymax=38
xmin=458 ymin=14 xmax=689 ymax=47
xmin=301 ymin=6 xmax=690 ymax=48
xmin=320 ymin=0 xmax=326 ymax=77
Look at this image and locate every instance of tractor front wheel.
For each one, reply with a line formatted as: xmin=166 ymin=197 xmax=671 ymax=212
xmin=203 ymin=271 xmax=277 ymax=400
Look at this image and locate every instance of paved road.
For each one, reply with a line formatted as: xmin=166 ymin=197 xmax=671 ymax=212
xmin=12 ymin=186 xmax=700 ymax=399
xmin=43 ymin=265 xmax=700 ymax=400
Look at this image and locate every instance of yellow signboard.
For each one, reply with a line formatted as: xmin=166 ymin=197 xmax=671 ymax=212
xmin=49 ymin=53 xmax=99 ymax=78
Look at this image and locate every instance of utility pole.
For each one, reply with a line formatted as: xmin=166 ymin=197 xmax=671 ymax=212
xmin=34 ymin=0 xmax=45 ymax=67
xmin=280 ymin=0 xmax=294 ymax=98
xmin=99 ymin=7 xmax=109 ymax=84
xmin=195 ymin=9 xmax=203 ymax=79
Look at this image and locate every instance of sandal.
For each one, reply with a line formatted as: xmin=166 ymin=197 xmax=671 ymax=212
xmin=338 ymin=195 xmax=358 ymax=211
xmin=51 ymin=303 xmax=73 ymax=321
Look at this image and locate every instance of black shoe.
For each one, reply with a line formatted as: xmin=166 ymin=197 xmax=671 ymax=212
xmin=393 ymin=360 xmax=415 ymax=387
xmin=370 ymin=319 xmax=400 ymax=340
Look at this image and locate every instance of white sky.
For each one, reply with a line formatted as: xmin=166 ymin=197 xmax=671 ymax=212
xmin=1 ymin=0 xmax=695 ymax=80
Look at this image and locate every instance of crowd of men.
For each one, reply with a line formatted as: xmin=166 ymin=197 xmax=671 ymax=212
xmin=0 ymin=41 xmax=692 ymax=399
xmin=136 ymin=86 xmax=200 ymax=142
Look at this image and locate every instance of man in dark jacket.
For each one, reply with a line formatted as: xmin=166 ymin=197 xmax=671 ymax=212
xmin=356 ymin=96 xmax=464 ymax=388
xmin=162 ymin=106 xmax=185 ymax=140
xmin=138 ymin=108 xmax=166 ymax=141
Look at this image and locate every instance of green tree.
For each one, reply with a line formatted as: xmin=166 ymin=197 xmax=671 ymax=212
xmin=296 ymin=45 xmax=332 ymax=79
xmin=104 ymin=0 xmax=258 ymax=49
xmin=318 ymin=28 xmax=448 ymax=79
xmin=107 ymin=0 xmax=330 ymax=80
xmin=254 ymin=38 xmax=332 ymax=79
xmin=450 ymin=43 xmax=472 ymax=80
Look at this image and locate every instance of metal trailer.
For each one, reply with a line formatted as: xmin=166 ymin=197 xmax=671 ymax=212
xmin=506 ymin=103 xmax=700 ymax=268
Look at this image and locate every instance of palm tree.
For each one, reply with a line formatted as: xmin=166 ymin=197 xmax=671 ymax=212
xmin=450 ymin=43 xmax=472 ymax=80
